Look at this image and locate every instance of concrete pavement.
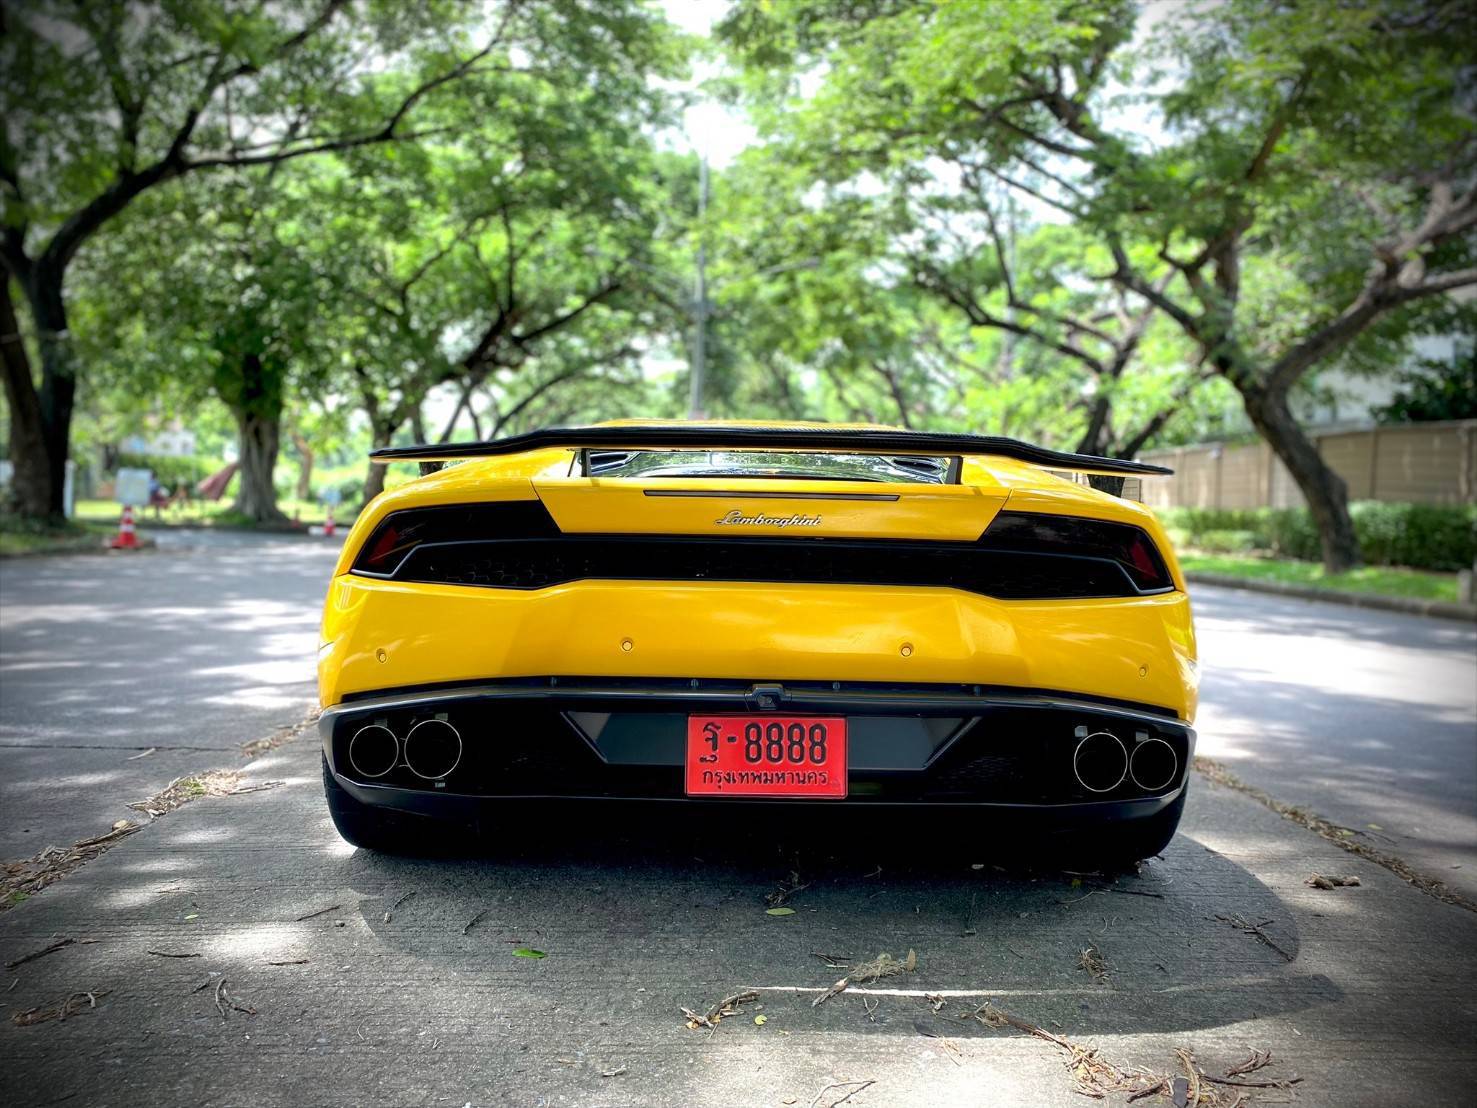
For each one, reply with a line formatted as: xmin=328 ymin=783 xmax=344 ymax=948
xmin=0 ymin=530 xmax=338 ymax=856
xmin=1191 ymin=583 xmax=1477 ymax=900
xmin=0 ymin=732 xmax=1473 ymax=1106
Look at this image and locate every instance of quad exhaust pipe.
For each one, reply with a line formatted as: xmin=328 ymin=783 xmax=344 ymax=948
xmin=348 ymin=719 xmax=463 ymax=781
xmin=1072 ymin=730 xmax=1127 ymax=793
xmin=1072 ymin=728 xmax=1179 ymax=794
xmin=1129 ymin=736 xmax=1179 ymax=792
xmin=404 ymin=718 xmax=463 ymax=780
xmin=348 ymin=724 xmax=399 ymax=779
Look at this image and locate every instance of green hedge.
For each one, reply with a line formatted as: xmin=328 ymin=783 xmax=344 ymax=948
xmin=1158 ymin=502 xmax=1477 ymax=571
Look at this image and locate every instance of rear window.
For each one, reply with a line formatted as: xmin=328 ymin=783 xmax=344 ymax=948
xmin=583 ymin=450 xmax=955 ymax=484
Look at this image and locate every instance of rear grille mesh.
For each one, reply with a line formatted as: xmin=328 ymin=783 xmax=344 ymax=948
xmin=352 ymin=501 xmax=1171 ymax=600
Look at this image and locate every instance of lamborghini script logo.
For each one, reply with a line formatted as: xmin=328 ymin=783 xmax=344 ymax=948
xmin=715 ymin=509 xmax=822 ymax=528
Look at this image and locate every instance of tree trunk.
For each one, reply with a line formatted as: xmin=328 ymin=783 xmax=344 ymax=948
xmin=3 ymin=271 xmax=75 ymax=519
xmin=1242 ymin=385 xmax=1359 ymax=572
xmin=0 ymin=279 xmax=54 ymax=518
xmin=227 ymin=352 xmax=288 ymax=524
xmin=290 ymin=430 xmax=314 ymax=500
xmin=1086 ymin=474 xmax=1126 ymax=496
xmin=362 ymin=423 xmax=394 ymax=506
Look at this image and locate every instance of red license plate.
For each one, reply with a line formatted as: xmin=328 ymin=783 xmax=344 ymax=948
xmin=685 ymin=716 xmax=847 ymax=798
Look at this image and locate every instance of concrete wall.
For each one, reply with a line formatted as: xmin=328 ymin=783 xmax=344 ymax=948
xmin=1138 ymin=420 xmax=1477 ymax=509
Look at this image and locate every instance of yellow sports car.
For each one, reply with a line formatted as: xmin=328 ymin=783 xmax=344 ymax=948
xmin=318 ymin=421 xmax=1196 ymax=862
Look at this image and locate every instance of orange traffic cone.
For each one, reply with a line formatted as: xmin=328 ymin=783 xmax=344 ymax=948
xmin=110 ymin=505 xmax=139 ymax=549
xmin=323 ymin=505 xmax=336 ymax=538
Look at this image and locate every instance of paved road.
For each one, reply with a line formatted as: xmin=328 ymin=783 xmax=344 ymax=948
xmin=0 ymin=530 xmax=339 ymax=857
xmin=2 ymin=534 xmax=1475 ymax=1105
xmin=1191 ymin=584 xmax=1477 ymax=900
xmin=1 ymin=720 xmax=1473 ymax=1106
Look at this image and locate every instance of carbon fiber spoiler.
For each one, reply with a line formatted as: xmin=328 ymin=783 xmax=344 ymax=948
xmin=368 ymin=424 xmax=1173 ymax=477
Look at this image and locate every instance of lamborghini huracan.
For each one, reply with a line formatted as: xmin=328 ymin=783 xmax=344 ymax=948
xmin=318 ymin=422 xmax=1197 ymax=862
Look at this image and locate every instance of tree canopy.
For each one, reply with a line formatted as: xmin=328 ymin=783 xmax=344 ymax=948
xmin=3 ymin=0 xmax=1472 ymax=566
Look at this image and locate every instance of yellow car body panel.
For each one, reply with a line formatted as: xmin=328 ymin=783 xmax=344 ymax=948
xmin=319 ymin=427 xmax=1198 ymax=722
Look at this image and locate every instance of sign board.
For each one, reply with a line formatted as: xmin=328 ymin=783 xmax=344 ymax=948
xmin=115 ymin=467 xmax=152 ymax=507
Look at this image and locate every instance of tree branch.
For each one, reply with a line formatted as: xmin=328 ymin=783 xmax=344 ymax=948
xmin=915 ymin=262 xmax=1106 ymax=373
xmin=510 ymin=279 xmax=622 ymax=349
xmin=1265 ymin=184 xmax=1477 ymax=394
xmin=1116 ymin=366 xmax=1217 ymax=459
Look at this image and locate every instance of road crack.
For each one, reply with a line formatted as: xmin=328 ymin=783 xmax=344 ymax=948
xmin=1 ymin=708 xmax=315 ymax=913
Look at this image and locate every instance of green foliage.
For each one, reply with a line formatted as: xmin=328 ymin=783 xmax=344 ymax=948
xmin=714 ymin=0 xmax=1209 ymax=454
xmin=1160 ymin=503 xmax=1476 ymax=571
xmin=1192 ymin=529 xmax=1260 ymax=555
xmin=1177 ymin=553 xmax=1461 ymax=604
xmin=1352 ymin=502 xmax=1477 ymax=572
xmin=1376 ymin=344 xmax=1477 ymax=424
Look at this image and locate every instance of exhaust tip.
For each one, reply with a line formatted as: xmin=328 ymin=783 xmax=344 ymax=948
xmin=348 ymin=724 xmax=398 ymax=779
xmin=1073 ymin=730 xmax=1128 ymax=794
xmin=404 ymin=718 xmax=462 ymax=780
xmin=1130 ymin=737 xmax=1179 ymax=792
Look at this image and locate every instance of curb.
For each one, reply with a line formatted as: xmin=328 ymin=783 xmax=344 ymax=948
xmin=0 ymin=537 xmax=160 ymax=560
xmin=1185 ymin=571 xmax=1477 ymax=622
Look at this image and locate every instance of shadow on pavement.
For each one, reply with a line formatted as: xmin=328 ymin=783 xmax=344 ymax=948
xmin=329 ymin=805 xmax=1338 ymax=1040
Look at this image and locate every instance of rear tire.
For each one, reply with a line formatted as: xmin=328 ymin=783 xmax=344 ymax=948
xmin=321 ymin=755 xmax=454 ymax=854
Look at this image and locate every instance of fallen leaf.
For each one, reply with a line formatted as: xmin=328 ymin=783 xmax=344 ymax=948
xmin=754 ymin=1014 xmax=767 ymax=1026
xmin=512 ymin=948 xmax=546 ymax=959
xmin=183 ymin=913 xmax=198 ymax=921
xmin=1306 ymin=874 xmax=1361 ymax=889
xmin=765 ymin=907 xmax=796 ymax=916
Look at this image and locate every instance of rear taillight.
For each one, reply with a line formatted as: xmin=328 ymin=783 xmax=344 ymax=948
xmin=351 ymin=501 xmax=559 ymax=577
xmin=979 ymin=512 xmax=1173 ymax=593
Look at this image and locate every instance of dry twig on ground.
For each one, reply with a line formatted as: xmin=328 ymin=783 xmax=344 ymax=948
xmin=2 ymin=822 xmax=141 ymax=909
xmin=383 ymin=890 xmax=416 ymax=923
xmin=213 ymin=977 xmax=256 ymax=1019
xmin=1078 ymin=943 xmax=1110 ymax=983
xmin=1213 ymin=914 xmax=1294 ymax=962
xmin=11 ymin=988 xmax=112 ymax=1027
xmin=810 ymin=1079 xmax=875 ymax=1108
xmin=681 ymin=989 xmax=759 ymax=1033
xmin=766 ymin=870 xmax=811 ymax=908
xmin=812 ymin=952 xmax=852 ymax=968
xmin=813 ymin=949 xmax=917 ymax=1007
xmin=973 ymin=1001 xmax=1299 ymax=1105
xmin=129 ymin=771 xmax=282 ymax=818
xmin=462 ymin=909 xmax=488 ymax=936
xmin=295 ymin=904 xmax=340 ymax=922
xmin=5 ymin=938 xmax=76 ymax=970
xmin=241 ymin=711 xmax=319 ymax=758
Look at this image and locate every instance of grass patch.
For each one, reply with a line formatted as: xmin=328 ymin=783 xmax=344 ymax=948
xmin=72 ymin=497 xmax=356 ymax=530
xmin=0 ymin=515 xmax=113 ymax=556
xmin=1179 ymin=552 xmax=1462 ymax=603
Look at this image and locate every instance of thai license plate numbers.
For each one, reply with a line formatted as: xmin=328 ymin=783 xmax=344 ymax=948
xmin=685 ymin=716 xmax=847 ymax=798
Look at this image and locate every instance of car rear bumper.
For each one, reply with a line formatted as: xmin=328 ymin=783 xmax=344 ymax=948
xmin=320 ymin=678 xmax=1195 ymax=822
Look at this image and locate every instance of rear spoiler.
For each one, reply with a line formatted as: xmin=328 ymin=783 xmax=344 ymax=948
xmin=369 ymin=424 xmax=1173 ymax=477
